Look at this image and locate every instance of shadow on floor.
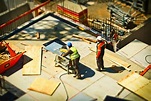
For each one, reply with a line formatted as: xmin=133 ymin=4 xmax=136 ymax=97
xmin=2 ymin=55 xmax=32 ymax=77
xmin=104 ymin=95 xmax=130 ymax=101
xmin=103 ymin=66 xmax=126 ymax=73
xmin=23 ymin=55 xmax=33 ymax=65
xmin=0 ymin=80 xmax=25 ymax=101
xmin=79 ymin=63 xmax=95 ymax=79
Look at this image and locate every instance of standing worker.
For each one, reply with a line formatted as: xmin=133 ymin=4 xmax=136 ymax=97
xmin=61 ymin=42 xmax=81 ymax=79
xmin=96 ymin=36 xmax=106 ymax=71
xmin=112 ymin=32 xmax=120 ymax=52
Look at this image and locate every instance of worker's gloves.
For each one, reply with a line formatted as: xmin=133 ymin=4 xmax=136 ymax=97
xmin=61 ymin=53 xmax=65 ymax=57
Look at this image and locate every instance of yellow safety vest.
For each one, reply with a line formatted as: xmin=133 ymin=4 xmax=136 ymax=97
xmin=70 ymin=47 xmax=80 ymax=60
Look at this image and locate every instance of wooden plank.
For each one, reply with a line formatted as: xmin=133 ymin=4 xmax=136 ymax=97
xmin=28 ymin=77 xmax=60 ymax=96
xmin=72 ymin=34 xmax=97 ymax=43
xmin=22 ymin=46 xmax=42 ymax=75
xmin=125 ymin=77 xmax=149 ymax=91
xmin=118 ymin=73 xmax=151 ymax=101
xmin=82 ymin=38 xmax=91 ymax=44
xmin=136 ymin=83 xmax=151 ymax=100
xmin=119 ymin=73 xmax=145 ymax=86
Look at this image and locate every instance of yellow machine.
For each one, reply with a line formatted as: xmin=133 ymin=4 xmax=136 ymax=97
xmin=43 ymin=39 xmax=75 ymax=74
xmin=54 ymin=48 xmax=75 ymax=74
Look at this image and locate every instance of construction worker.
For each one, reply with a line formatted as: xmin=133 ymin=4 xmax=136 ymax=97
xmin=112 ymin=32 xmax=120 ymax=52
xmin=61 ymin=42 xmax=81 ymax=79
xmin=96 ymin=36 xmax=106 ymax=71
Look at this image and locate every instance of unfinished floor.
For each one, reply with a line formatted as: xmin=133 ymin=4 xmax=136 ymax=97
xmin=0 ymin=12 xmax=150 ymax=101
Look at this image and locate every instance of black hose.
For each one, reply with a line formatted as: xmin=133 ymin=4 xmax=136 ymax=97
xmin=145 ymin=55 xmax=151 ymax=64
xmin=59 ymin=73 xmax=69 ymax=101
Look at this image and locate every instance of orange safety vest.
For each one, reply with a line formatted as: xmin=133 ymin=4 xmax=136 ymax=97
xmin=96 ymin=41 xmax=105 ymax=58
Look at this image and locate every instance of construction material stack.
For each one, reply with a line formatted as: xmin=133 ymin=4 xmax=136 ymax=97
xmin=57 ymin=0 xmax=87 ymax=24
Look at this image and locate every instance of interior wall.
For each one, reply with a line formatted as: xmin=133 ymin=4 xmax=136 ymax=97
xmin=117 ymin=18 xmax=151 ymax=49
xmin=1 ymin=0 xmax=27 ymax=12
xmin=0 ymin=3 xmax=33 ymax=35
xmin=147 ymin=0 xmax=151 ymax=14
xmin=0 ymin=0 xmax=7 ymax=13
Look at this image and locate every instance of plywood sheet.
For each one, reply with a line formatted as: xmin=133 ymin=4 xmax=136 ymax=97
xmin=118 ymin=73 xmax=151 ymax=101
xmin=22 ymin=46 xmax=42 ymax=75
xmin=28 ymin=77 xmax=60 ymax=96
xmin=136 ymin=83 xmax=151 ymax=100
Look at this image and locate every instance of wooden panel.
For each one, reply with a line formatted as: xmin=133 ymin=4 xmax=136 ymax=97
xmin=28 ymin=77 xmax=60 ymax=96
xmin=118 ymin=73 xmax=151 ymax=101
xmin=124 ymin=76 xmax=149 ymax=91
xmin=118 ymin=72 xmax=149 ymax=88
xmin=136 ymin=83 xmax=151 ymax=100
xmin=22 ymin=46 xmax=42 ymax=75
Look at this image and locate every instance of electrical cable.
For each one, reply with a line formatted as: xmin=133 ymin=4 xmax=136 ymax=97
xmin=41 ymin=64 xmax=69 ymax=100
xmin=145 ymin=55 xmax=151 ymax=64
xmin=59 ymin=73 xmax=69 ymax=101
xmin=145 ymin=55 xmax=151 ymax=79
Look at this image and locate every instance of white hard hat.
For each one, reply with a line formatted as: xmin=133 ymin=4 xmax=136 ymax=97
xmin=96 ymin=36 xmax=102 ymax=41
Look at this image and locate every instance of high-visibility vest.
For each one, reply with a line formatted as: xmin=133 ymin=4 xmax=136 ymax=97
xmin=96 ymin=41 xmax=105 ymax=58
xmin=70 ymin=47 xmax=80 ymax=60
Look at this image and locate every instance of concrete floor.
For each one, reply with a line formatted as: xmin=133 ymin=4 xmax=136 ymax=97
xmin=0 ymin=13 xmax=150 ymax=101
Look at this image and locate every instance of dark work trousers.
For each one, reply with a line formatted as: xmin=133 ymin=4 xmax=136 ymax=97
xmin=96 ymin=54 xmax=104 ymax=70
xmin=71 ymin=56 xmax=80 ymax=76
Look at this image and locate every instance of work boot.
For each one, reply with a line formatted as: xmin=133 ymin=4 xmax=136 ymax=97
xmin=73 ymin=72 xmax=78 ymax=78
xmin=76 ymin=74 xmax=81 ymax=79
xmin=96 ymin=68 xmax=101 ymax=71
xmin=96 ymin=68 xmax=105 ymax=72
xmin=73 ymin=75 xmax=77 ymax=78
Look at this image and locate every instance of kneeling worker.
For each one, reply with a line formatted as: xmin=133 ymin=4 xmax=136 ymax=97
xmin=61 ymin=42 xmax=81 ymax=79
